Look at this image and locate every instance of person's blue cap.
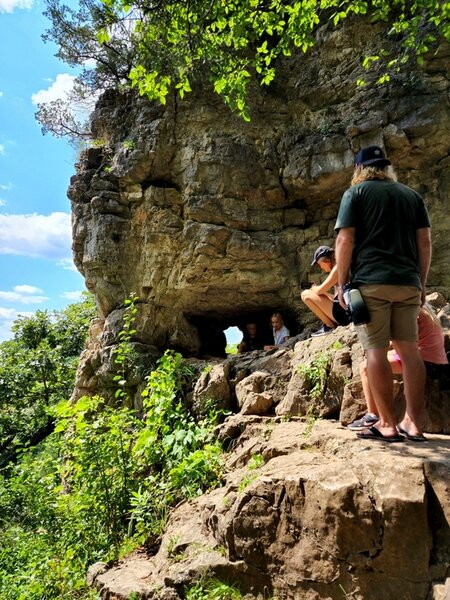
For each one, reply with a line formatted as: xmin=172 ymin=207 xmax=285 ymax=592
xmin=311 ymin=245 xmax=333 ymax=266
xmin=354 ymin=145 xmax=391 ymax=167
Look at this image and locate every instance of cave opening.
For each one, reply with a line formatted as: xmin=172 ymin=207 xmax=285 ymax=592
xmin=187 ymin=308 xmax=300 ymax=358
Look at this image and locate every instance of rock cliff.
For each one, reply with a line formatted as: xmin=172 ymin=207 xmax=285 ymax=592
xmin=88 ymin=421 xmax=450 ymax=600
xmin=91 ymin=422 xmax=450 ymax=599
xmin=67 ymin=15 xmax=450 ymax=599
xmin=87 ymin=308 xmax=450 ymax=599
xmin=68 ymin=17 xmax=450 ymax=403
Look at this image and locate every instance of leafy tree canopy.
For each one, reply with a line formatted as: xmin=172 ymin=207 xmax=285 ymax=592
xmin=0 ymin=293 xmax=96 ymax=462
xmin=37 ymin=0 xmax=139 ymax=142
xmin=0 ymin=296 xmax=227 ymax=600
xmin=40 ymin=0 xmax=450 ymax=134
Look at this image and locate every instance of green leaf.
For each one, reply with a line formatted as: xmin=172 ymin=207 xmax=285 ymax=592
xmin=96 ymin=28 xmax=110 ymax=44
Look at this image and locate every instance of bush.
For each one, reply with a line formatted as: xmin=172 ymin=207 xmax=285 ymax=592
xmin=0 ymin=297 xmax=225 ymax=599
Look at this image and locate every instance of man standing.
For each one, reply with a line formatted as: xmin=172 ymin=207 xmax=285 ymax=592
xmin=335 ymin=145 xmax=432 ymax=442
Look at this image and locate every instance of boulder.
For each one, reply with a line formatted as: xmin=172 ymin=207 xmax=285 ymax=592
xmin=89 ymin=420 xmax=450 ymax=600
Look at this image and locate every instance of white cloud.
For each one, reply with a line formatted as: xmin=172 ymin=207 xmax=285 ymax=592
xmin=0 ymin=307 xmax=33 ymax=342
xmin=61 ymin=290 xmax=84 ymax=301
xmin=0 ymin=0 xmax=32 ymax=13
xmin=0 ymin=285 xmax=48 ymax=305
xmin=0 ymin=288 xmax=48 ymax=340
xmin=0 ymin=212 xmax=72 ymax=260
xmin=0 ymin=183 xmax=12 ymax=205
xmin=57 ymin=257 xmax=78 ymax=271
xmin=0 ymin=91 xmax=3 ymax=98
xmin=0 ymin=307 xmax=18 ymax=319
xmin=31 ymin=73 xmax=77 ymax=105
xmin=0 ymin=307 xmax=20 ymax=341
xmin=31 ymin=73 xmax=95 ymax=129
xmin=14 ymin=284 xmax=44 ymax=295
xmin=0 ymin=145 xmax=5 ymax=155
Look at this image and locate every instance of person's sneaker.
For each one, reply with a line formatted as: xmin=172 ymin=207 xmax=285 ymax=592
xmin=311 ymin=325 xmax=335 ymax=337
xmin=347 ymin=413 xmax=379 ymax=430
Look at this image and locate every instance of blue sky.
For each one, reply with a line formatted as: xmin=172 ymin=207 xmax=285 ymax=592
xmin=0 ymin=0 xmax=244 ymax=347
xmin=0 ymin=0 xmax=86 ymax=340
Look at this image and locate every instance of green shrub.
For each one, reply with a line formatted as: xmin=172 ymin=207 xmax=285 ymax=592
xmin=185 ymin=578 xmax=244 ymax=600
xmin=0 ymin=297 xmax=225 ymax=599
xmin=297 ymin=353 xmax=331 ymax=400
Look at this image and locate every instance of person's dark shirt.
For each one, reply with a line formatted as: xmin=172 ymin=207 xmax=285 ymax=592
xmin=241 ymin=332 xmax=265 ymax=351
xmin=335 ymin=179 xmax=431 ymax=288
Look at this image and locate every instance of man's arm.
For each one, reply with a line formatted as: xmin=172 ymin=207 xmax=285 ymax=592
xmin=416 ymin=227 xmax=432 ymax=305
xmin=335 ymin=227 xmax=355 ymax=307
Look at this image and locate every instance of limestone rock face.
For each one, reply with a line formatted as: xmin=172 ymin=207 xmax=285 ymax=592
xmin=85 ymin=307 xmax=450 ymax=599
xmin=191 ymin=362 xmax=232 ymax=416
xmin=68 ymin=17 xmax=450 ymax=401
xmin=190 ymin=319 xmax=450 ymax=436
xmin=69 ymin=23 xmax=450 ymax=597
xmin=235 ymin=370 xmax=276 ymax=415
xmin=89 ymin=420 xmax=450 ymax=600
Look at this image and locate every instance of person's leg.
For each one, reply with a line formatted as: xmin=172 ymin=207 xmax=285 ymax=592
xmin=301 ymin=290 xmax=335 ymax=328
xmin=359 ymin=350 xmax=402 ymax=415
xmin=355 ymin=285 xmax=399 ymax=437
xmin=359 ymin=350 xmax=402 ymax=417
xmin=391 ymin=287 xmax=424 ymax=437
xmin=365 ymin=347 xmax=399 ymax=436
xmin=395 ymin=340 xmax=426 ymax=437
xmin=359 ymin=359 xmax=378 ymax=415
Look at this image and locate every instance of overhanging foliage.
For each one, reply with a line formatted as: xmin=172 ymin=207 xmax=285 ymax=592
xmin=100 ymin=0 xmax=450 ymax=119
xmin=39 ymin=0 xmax=449 ymax=137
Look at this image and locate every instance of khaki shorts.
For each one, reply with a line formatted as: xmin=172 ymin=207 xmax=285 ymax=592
xmin=355 ymin=284 xmax=420 ymax=350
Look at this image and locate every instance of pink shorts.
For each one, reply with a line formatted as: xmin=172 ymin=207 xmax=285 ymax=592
xmin=390 ymin=351 xmax=402 ymax=365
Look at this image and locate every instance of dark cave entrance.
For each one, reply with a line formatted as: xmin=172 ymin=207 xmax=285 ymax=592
xmin=187 ymin=308 xmax=300 ymax=358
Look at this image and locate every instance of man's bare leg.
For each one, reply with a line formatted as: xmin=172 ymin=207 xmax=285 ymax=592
xmin=360 ymin=351 xmax=403 ymax=418
xmin=359 ymin=360 xmax=378 ymax=415
xmin=365 ymin=347 xmax=398 ymax=436
xmin=395 ymin=340 xmax=426 ymax=437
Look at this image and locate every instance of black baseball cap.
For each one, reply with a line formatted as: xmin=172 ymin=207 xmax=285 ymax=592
xmin=354 ymin=145 xmax=391 ymax=168
xmin=311 ymin=245 xmax=333 ymax=266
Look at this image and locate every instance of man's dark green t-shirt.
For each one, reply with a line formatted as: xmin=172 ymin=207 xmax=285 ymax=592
xmin=334 ymin=179 xmax=431 ymax=288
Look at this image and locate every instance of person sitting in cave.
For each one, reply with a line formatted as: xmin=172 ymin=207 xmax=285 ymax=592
xmin=264 ymin=313 xmax=290 ymax=350
xmin=238 ymin=322 xmax=266 ymax=353
xmin=301 ymin=245 xmax=339 ymax=337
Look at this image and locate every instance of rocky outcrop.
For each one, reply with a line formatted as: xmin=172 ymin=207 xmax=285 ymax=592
xmin=88 ymin=420 xmax=450 ymax=600
xmin=68 ymin=16 xmax=450 ymax=404
xmin=70 ymin=20 xmax=450 ymax=596
xmin=188 ymin=295 xmax=450 ymax=434
xmin=86 ymin=302 xmax=450 ymax=599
